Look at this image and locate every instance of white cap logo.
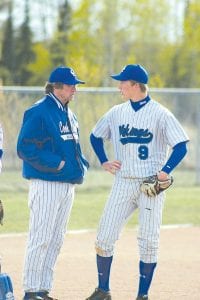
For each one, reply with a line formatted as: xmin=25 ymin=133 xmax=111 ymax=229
xmin=70 ymin=68 xmax=76 ymax=76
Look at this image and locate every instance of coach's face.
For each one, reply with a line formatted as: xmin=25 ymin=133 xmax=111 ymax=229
xmin=118 ymin=80 xmax=137 ymax=100
xmin=55 ymin=84 xmax=76 ymax=105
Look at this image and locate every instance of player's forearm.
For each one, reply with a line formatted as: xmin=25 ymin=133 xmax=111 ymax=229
xmin=90 ymin=133 xmax=108 ymax=164
xmin=161 ymin=141 xmax=188 ymax=174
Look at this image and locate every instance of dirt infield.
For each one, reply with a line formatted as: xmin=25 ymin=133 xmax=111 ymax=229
xmin=0 ymin=226 xmax=200 ymax=300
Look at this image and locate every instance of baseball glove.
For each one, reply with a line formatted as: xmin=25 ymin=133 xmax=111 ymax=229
xmin=0 ymin=199 xmax=4 ymax=225
xmin=140 ymin=175 xmax=173 ymax=197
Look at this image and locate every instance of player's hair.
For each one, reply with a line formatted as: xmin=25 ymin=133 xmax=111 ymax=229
xmin=130 ymin=80 xmax=148 ymax=93
xmin=44 ymin=82 xmax=64 ymax=94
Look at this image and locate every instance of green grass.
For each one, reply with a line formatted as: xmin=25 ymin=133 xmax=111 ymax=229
xmin=0 ymin=170 xmax=199 ymax=234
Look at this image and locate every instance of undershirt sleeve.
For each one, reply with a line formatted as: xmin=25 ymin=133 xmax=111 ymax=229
xmin=161 ymin=141 xmax=188 ymax=174
xmin=90 ymin=133 xmax=108 ymax=164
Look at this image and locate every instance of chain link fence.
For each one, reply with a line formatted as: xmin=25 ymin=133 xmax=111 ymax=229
xmin=0 ymin=86 xmax=199 ymax=184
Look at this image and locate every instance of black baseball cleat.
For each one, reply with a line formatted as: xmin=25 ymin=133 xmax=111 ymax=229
xmin=136 ymin=295 xmax=148 ymax=300
xmin=41 ymin=295 xmax=58 ymax=300
xmin=23 ymin=292 xmax=43 ymax=300
xmin=86 ymin=288 xmax=112 ymax=300
xmin=37 ymin=291 xmax=58 ymax=300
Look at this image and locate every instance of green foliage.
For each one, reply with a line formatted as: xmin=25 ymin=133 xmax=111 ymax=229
xmin=181 ymin=1 xmax=200 ymax=87
xmin=14 ymin=0 xmax=34 ymax=85
xmin=164 ymin=0 xmax=200 ymax=88
xmin=27 ymin=43 xmax=52 ymax=85
xmin=1 ymin=2 xmax=15 ymax=84
xmin=66 ymin=0 xmax=101 ymax=86
xmin=50 ymin=0 xmax=72 ymax=66
xmin=0 ymin=0 xmax=200 ymax=87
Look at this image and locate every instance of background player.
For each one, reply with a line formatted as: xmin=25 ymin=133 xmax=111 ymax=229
xmin=0 ymin=122 xmax=3 ymax=174
xmin=17 ymin=66 xmax=89 ymax=300
xmin=0 ymin=122 xmax=4 ymax=227
xmin=86 ymin=64 xmax=189 ymax=300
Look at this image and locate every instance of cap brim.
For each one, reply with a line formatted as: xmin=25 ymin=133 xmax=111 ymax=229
xmin=75 ymin=79 xmax=85 ymax=84
xmin=62 ymin=79 xmax=85 ymax=85
xmin=110 ymin=74 xmax=124 ymax=81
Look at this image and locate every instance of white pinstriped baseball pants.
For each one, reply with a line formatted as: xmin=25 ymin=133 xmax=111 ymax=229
xmin=96 ymin=176 xmax=165 ymax=263
xmin=23 ymin=179 xmax=74 ymax=292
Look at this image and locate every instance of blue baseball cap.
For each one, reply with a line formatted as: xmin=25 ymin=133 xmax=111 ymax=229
xmin=111 ymin=64 xmax=148 ymax=84
xmin=49 ymin=66 xmax=85 ymax=85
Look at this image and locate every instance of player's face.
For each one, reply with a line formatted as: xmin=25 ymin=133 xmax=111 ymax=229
xmin=118 ymin=81 xmax=136 ymax=100
xmin=57 ymin=84 xmax=77 ymax=105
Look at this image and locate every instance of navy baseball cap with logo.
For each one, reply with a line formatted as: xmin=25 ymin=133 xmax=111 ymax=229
xmin=49 ymin=66 xmax=85 ymax=85
xmin=111 ymin=64 xmax=148 ymax=84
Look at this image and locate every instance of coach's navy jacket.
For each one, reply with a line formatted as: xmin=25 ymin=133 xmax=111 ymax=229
xmin=17 ymin=93 xmax=89 ymax=184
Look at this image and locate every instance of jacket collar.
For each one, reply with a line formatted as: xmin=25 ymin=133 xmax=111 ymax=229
xmin=47 ymin=92 xmax=66 ymax=111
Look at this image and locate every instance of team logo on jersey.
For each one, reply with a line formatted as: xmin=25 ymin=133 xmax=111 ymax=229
xmin=59 ymin=121 xmax=69 ymax=134
xmin=119 ymin=124 xmax=153 ymax=145
xmin=59 ymin=121 xmax=78 ymax=141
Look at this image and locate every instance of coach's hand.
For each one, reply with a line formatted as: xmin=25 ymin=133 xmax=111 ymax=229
xmin=102 ymin=160 xmax=121 ymax=175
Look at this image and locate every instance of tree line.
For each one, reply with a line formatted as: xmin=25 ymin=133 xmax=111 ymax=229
xmin=0 ymin=0 xmax=200 ymax=87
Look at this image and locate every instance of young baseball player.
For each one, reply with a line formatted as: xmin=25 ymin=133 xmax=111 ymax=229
xmin=86 ymin=64 xmax=189 ymax=300
xmin=17 ymin=66 xmax=89 ymax=300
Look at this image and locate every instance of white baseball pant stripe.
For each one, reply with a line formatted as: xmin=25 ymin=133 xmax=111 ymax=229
xmin=96 ymin=176 xmax=165 ymax=263
xmin=23 ymin=179 xmax=74 ymax=292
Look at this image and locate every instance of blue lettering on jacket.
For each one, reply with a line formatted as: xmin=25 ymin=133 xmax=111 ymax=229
xmin=119 ymin=124 xmax=153 ymax=145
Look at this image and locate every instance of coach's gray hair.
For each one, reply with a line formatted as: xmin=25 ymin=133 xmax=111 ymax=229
xmin=45 ymin=82 xmax=64 ymax=94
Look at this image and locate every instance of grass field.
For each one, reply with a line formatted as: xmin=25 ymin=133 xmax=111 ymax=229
xmin=0 ymin=169 xmax=199 ymax=233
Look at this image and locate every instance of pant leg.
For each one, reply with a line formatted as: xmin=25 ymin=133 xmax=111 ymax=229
xmin=96 ymin=177 xmax=139 ymax=257
xmin=137 ymin=191 xmax=165 ymax=263
xmin=23 ymin=180 xmax=74 ymax=292
xmin=39 ymin=182 xmax=74 ymax=291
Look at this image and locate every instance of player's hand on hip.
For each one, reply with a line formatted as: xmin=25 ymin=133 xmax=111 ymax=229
xmin=102 ymin=160 xmax=121 ymax=175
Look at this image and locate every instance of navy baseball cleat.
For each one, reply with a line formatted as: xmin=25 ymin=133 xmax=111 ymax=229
xmin=136 ymin=295 xmax=148 ymax=300
xmin=86 ymin=288 xmax=112 ymax=300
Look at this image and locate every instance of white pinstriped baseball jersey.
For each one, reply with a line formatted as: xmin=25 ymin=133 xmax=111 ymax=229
xmin=92 ymin=99 xmax=189 ymax=178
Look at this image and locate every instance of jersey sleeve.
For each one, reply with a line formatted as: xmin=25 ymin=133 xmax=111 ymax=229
xmin=92 ymin=110 xmax=112 ymax=140
xmin=162 ymin=110 xmax=189 ymax=148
